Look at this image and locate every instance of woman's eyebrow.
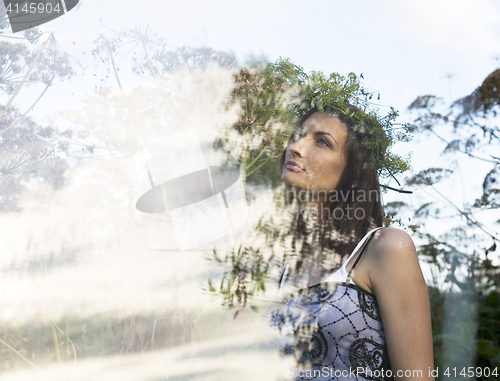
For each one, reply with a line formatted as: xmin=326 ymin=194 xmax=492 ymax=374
xmin=314 ymin=131 xmax=339 ymax=147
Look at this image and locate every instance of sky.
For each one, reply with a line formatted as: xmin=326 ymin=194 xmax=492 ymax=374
xmin=6 ymin=0 xmax=500 ymax=167
xmin=39 ymin=0 xmax=500 ymax=108
xmin=5 ymin=0 xmax=500 ymax=115
xmin=16 ymin=0 xmax=498 ymax=236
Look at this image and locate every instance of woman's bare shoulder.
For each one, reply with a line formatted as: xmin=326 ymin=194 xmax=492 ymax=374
xmin=365 ymin=228 xmax=427 ymax=288
xmin=370 ymin=227 xmax=416 ymax=254
xmin=363 ymin=227 xmax=419 ymax=273
xmin=350 ymin=228 xmax=418 ymax=293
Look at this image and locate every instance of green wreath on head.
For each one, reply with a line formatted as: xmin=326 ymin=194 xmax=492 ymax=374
xmin=240 ymin=57 xmax=415 ymax=192
xmin=290 ymin=89 xmax=415 ymax=192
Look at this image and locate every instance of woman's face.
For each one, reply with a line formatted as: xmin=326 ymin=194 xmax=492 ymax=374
xmin=281 ymin=112 xmax=349 ymax=194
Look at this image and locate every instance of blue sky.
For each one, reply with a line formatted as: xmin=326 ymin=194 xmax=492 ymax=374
xmin=39 ymin=0 xmax=500 ymax=112
xmin=12 ymin=0 xmax=500 ymax=151
xmin=3 ymin=0 xmax=499 ymax=241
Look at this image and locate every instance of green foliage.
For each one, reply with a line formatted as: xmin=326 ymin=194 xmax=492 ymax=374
xmin=474 ymin=166 xmax=500 ymax=209
xmin=407 ymin=168 xmax=454 ymax=186
xmin=204 ymin=245 xmax=274 ymax=318
xmin=221 ymin=57 xmax=413 ymax=188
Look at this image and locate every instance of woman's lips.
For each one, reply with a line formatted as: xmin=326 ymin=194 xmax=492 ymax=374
xmin=285 ymin=161 xmax=305 ymax=172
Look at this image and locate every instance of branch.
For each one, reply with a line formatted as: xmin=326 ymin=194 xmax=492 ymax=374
xmin=0 ymin=80 xmax=52 ymax=136
xmin=380 ymin=184 xmax=413 ymax=194
xmin=430 ymin=184 xmax=500 ymax=243
xmin=428 ymin=127 xmax=499 ymax=164
xmin=0 ymin=37 xmax=49 ymax=122
xmin=52 ymin=320 xmax=77 ymax=379
xmin=246 ymin=146 xmax=267 ymax=170
xmin=246 ymin=148 xmax=280 ymax=178
xmin=51 ymin=323 xmax=62 ymax=363
xmin=0 ymin=78 xmax=20 ymax=86
xmin=467 ymin=114 xmax=500 ymax=141
xmin=109 ymin=48 xmax=123 ymax=94
xmin=0 ymin=337 xmax=45 ymax=372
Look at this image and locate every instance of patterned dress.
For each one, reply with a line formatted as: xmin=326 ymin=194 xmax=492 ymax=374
xmin=266 ymin=227 xmax=393 ymax=381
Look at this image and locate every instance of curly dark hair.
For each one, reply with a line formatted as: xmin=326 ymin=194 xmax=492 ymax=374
xmin=279 ymin=105 xmax=384 ymax=280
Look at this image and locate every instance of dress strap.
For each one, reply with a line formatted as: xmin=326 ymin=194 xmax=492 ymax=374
xmin=344 ymin=227 xmax=383 ymax=267
xmin=323 ymin=227 xmax=383 ymax=283
xmin=278 ymin=227 xmax=384 ymax=294
xmin=346 ymin=230 xmax=379 ymax=281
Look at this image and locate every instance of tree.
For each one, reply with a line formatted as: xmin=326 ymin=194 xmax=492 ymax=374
xmin=401 ymin=68 xmax=500 ymax=373
xmin=0 ymin=29 xmax=76 ymax=212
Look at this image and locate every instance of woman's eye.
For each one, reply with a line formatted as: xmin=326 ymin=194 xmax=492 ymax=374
xmin=317 ymin=138 xmax=330 ymax=147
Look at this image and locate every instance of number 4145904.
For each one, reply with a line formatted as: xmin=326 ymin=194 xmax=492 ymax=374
xmin=6 ymin=2 xmax=63 ymax=14
xmin=443 ymin=367 xmax=498 ymax=378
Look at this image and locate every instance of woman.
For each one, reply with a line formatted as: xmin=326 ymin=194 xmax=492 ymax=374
xmin=265 ymin=105 xmax=434 ymax=381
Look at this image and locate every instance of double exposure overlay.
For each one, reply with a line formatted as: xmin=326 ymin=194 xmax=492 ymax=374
xmin=0 ymin=1 xmax=499 ymax=380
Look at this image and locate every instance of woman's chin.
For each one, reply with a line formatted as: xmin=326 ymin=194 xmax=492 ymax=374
xmin=281 ymin=172 xmax=297 ymax=187
xmin=281 ymin=173 xmax=307 ymax=190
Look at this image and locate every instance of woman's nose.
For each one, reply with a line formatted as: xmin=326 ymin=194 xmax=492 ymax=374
xmin=289 ymin=139 xmax=305 ymax=158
